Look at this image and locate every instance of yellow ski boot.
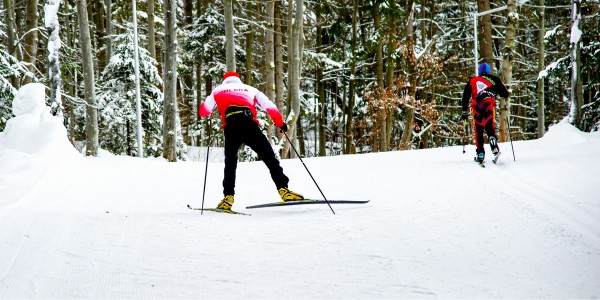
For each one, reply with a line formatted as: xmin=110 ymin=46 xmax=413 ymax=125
xmin=216 ymin=195 xmax=234 ymax=210
xmin=278 ymin=187 xmax=304 ymax=202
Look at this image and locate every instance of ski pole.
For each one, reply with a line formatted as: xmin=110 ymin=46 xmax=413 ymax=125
xmin=283 ymin=130 xmax=335 ymax=215
xmin=506 ymin=108 xmax=516 ymax=161
xmin=200 ymin=116 xmax=213 ymax=215
xmin=462 ymin=120 xmax=467 ymax=154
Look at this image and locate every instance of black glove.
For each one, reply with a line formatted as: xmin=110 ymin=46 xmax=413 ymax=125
xmin=460 ymin=111 xmax=468 ymax=121
xmin=279 ymin=123 xmax=288 ymax=133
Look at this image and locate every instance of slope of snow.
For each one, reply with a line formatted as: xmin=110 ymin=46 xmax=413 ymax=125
xmin=0 ymin=85 xmax=599 ymax=298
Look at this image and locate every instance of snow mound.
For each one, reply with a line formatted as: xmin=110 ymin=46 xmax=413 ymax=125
xmin=0 ymin=83 xmax=79 ymax=207
xmin=539 ymin=118 xmax=589 ymax=147
xmin=12 ymin=83 xmax=47 ymax=117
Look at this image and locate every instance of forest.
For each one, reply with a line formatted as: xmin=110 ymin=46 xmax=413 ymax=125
xmin=0 ymin=0 xmax=598 ymax=161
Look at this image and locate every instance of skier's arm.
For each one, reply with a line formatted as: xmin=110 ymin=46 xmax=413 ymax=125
xmin=199 ymin=94 xmax=216 ymax=117
xmin=255 ymin=91 xmax=285 ymax=127
xmin=461 ymin=80 xmax=472 ymax=112
xmin=495 ymin=79 xmax=510 ymax=98
xmin=488 ymin=74 xmax=510 ymax=98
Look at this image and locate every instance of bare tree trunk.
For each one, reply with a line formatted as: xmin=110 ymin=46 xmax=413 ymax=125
xmin=5 ymin=0 xmax=18 ymax=88
xmin=77 ymin=0 xmax=98 ymax=156
xmin=400 ymin=1 xmax=416 ymax=150
xmin=282 ymin=0 xmax=303 ymax=158
xmin=93 ymin=0 xmax=106 ymax=70
xmin=477 ymin=0 xmax=493 ymax=65
xmin=500 ymin=0 xmax=517 ymax=142
xmin=385 ymin=0 xmax=397 ymax=148
xmin=23 ymin=0 xmax=38 ymax=84
xmin=265 ymin=0 xmax=276 ymax=143
xmin=316 ymin=0 xmax=326 ymax=156
xmin=163 ymin=0 xmax=178 ymax=162
xmin=180 ymin=0 xmax=195 ymax=145
xmin=105 ymin=0 xmax=112 ymax=60
xmin=147 ymin=0 xmax=155 ymax=59
xmin=274 ymin=0 xmax=284 ymax=140
xmin=569 ymin=0 xmax=583 ymax=128
xmin=374 ymin=3 xmax=386 ymax=152
xmin=344 ymin=0 xmax=358 ymax=154
xmin=537 ymin=0 xmax=545 ymax=138
xmin=45 ymin=0 xmax=62 ymax=116
xmin=224 ymin=0 xmax=235 ymax=71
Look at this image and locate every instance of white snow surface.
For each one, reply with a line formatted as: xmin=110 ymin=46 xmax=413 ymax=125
xmin=1 ymin=86 xmax=599 ymax=298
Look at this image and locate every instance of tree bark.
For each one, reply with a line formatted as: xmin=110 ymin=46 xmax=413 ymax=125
xmin=265 ymin=0 xmax=276 ymax=143
xmin=23 ymin=0 xmax=38 ymax=84
xmin=316 ymin=0 xmax=326 ymax=156
xmin=274 ymin=0 xmax=285 ymax=141
xmin=374 ymin=3 xmax=386 ymax=152
xmin=93 ymin=0 xmax=106 ymax=70
xmin=163 ymin=0 xmax=179 ymax=162
xmin=537 ymin=0 xmax=545 ymax=138
xmin=224 ymin=0 xmax=235 ymax=71
xmin=500 ymin=0 xmax=517 ymax=142
xmin=282 ymin=0 xmax=303 ymax=158
xmin=477 ymin=0 xmax=493 ymax=65
xmin=400 ymin=0 xmax=416 ymax=150
xmin=77 ymin=0 xmax=99 ymax=156
xmin=45 ymin=0 xmax=62 ymax=116
xmin=105 ymin=0 xmax=112 ymax=60
xmin=5 ymin=0 xmax=19 ymax=88
xmin=147 ymin=0 xmax=155 ymax=59
xmin=569 ymin=0 xmax=583 ymax=128
xmin=344 ymin=0 xmax=358 ymax=154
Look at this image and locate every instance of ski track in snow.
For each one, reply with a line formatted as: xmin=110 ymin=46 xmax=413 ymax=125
xmin=1 ymin=130 xmax=600 ymax=298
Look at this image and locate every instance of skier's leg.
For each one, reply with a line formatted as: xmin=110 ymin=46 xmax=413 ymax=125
xmin=474 ymin=122 xmax=485 ymax=161
xmin=484 ymin=100 xmax=499 ymax=154
xmin=471 ymin=101 xmax=485 ymax=156
xmin=243 ymin=122 xmax=289 ymax=189
xmin=223 ymin=124 xmax=243 ymax=196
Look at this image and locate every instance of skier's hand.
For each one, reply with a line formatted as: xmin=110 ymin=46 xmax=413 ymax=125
xmin=460 ymin=111 xmax=468 ymax=121
xmin=279 ymin=123 xmax=288 ymax=133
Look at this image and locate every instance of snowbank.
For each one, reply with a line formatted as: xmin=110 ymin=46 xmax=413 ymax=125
xmin=538 ymin=117 xmax=590 ymax=147
xmin=0 ymin=83 xmax=79 ymax=207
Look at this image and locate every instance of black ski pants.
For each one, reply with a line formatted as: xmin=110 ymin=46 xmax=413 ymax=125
xmin=222 ymin=117 xmax=288 ymax=196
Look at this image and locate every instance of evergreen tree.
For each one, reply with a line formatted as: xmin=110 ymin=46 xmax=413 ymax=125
xmin=96 ymin=25 xmax=164 ymax=157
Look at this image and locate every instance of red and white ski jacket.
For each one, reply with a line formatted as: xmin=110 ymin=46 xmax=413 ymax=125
xmin=199 ymin=76 xmax=284 ymax=127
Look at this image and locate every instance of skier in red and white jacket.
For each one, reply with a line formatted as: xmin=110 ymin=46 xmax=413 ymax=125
xmin=198 ymin=71 xmax=304 ymax=211
xmin=461 ymin=63 xmax=510 ymax=163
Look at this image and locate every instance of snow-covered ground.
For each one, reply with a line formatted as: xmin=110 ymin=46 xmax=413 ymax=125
xmin=1 ymin=84 xmax=599 ymax=298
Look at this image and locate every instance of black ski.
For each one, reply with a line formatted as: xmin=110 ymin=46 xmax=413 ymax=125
xmin=492 ymin=151 xmax=501 ymax=164
xmin=187 ymin=204 xmax=251 ymax=216
xmin=246 ymin=199 xmax=370 ymax=209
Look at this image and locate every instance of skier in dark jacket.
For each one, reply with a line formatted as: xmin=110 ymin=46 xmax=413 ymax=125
xmin=461 ymin=63 xmax=510 ymax=163
xmin=198 ymin=71 xmax=304 ymax=211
